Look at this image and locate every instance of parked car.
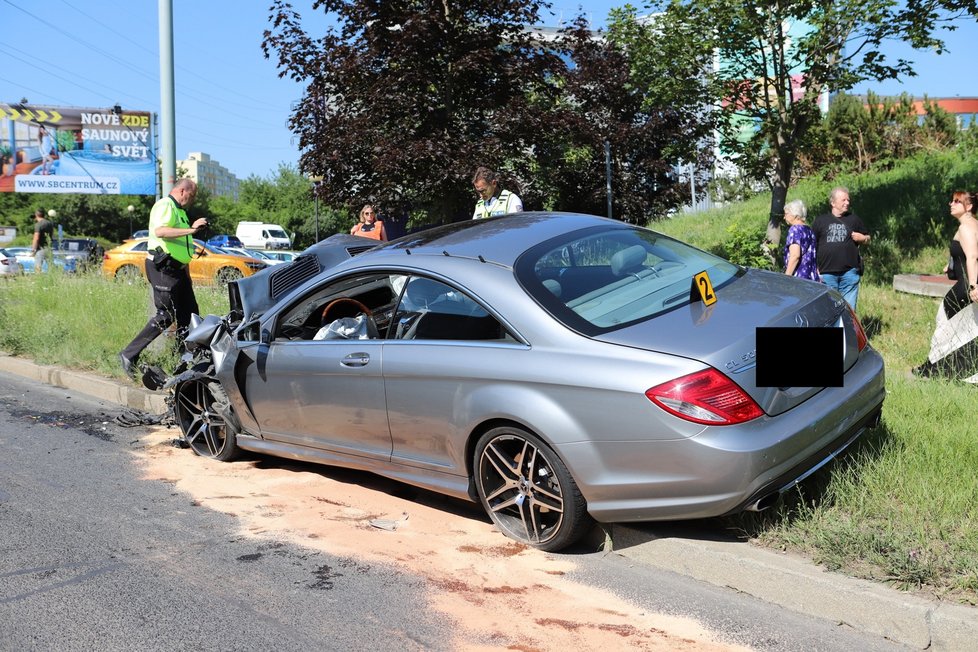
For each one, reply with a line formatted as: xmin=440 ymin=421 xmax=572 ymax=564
xmin=259 ymin=250 xmax=297 ymax=263
xmin=4 ymin=247 xmax=78 ymax=273
xmin=131 ymin=230 xmax=149 ymax=239
xmin=221 ymin=247 xmax=286 ymax=265
xmin=101 ymin=238 xmax=267 ymax=286
xmin=165 ymin=212 xmax=885 ymax=551
xmin=53 ymin=237 xmax=104 ymax=270
xmin=207 ymin=235 xmax=244 ymax=249
xmin=0 ymin=248 xmax=22 ymax=275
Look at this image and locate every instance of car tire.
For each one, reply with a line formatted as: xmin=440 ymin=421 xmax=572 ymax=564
xmin=216 ymin=267 xmax=243 ymax=286
xmin=115 ymin=264 xmax=143 ymax=283
xmin=474 ymin=426 xmax=593 ymax=551
xmin=173 ymin=379 xmax=240 ymax=462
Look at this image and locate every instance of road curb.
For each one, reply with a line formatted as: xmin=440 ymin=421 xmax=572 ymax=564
xmin=610 ymin=524 xmax=978 ymax=650
xmin=0 ymin=353 xmax=167 ymax=414
xmin=892 ymin=273 xmax=954 ymax=298
xmin=3 ymin=351 xmax=975 ymax=649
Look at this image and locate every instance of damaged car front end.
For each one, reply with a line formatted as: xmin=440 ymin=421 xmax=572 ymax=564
xmin=159 ymin=234 xmax=378 ymax=461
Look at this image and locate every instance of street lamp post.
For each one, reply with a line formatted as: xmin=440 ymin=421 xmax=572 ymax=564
xmin=127 ymin=204 xmax=135 ymax=238
xmin=47 ymin=209 xmax=60 ymax=249
xmin=309 ymin=175 xmax=324 ymax=243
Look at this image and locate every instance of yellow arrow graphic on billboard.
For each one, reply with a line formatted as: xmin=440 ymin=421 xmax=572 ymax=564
xmin=0 ymin=106 xmax=63 ymax=123
xmin=33 ymin=109 xmax=63 ymax=123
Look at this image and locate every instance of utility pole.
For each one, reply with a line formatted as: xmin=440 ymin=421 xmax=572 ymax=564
xmin=604 ymin=140 xmax=612 ymax=220
xmin=158 ymin=0 xmax=176 ymax=195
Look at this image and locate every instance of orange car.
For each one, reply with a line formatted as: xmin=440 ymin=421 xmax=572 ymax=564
xmin=101 ymin=238 xmax=268 ymax=285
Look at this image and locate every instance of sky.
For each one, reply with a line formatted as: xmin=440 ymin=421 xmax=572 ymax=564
xmin=2 ymin=0 xmax=977 ymax=182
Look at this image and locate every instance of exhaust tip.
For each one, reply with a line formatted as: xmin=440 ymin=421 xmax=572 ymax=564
xmin=745 ymin=492 xmax=780 ymax=512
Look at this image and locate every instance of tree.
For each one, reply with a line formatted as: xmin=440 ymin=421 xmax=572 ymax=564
xmin=263 ymin=0 xmax=562 ymax=225
xmin=263 ymin=1 xmax=714 ymax=226
xmin=650 ymin=0 xmax=977 ymax=243
xmin=234 ymin=164 xmax=345 ymax=248
xmin=522 ymin=15 xmax=714 ymax=221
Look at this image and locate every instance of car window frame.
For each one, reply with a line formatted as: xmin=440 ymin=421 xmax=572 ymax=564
xmin=258 ymin=268 xmax=520 ymax=345
xmin=515 ymin=224 xmax=745 ymax=337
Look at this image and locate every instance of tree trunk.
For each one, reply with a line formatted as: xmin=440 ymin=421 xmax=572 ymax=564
xmin=766 ymin=139 xmax=797 ymax=246
xmin=767 ymin=181 xmax=787 ymax=246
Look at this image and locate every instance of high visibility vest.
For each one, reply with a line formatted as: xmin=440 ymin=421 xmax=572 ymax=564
xmin=147 ymin=195 xmax=195 ymax=264
xmin=473 ymin=189 xmax=520 ymax=219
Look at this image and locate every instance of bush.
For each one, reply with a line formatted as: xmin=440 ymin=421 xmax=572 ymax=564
xmin=716 ymin=220 xmax=778 ymax=269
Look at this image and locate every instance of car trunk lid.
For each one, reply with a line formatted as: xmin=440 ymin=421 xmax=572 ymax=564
xmin=593 ymin=269 xmax=860 ymax=416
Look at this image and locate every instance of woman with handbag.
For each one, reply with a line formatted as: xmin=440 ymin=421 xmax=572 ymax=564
xmin=913 ymin=190 xmax=978 ymax=381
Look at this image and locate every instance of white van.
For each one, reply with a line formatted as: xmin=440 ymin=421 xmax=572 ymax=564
xmin=235 ymin=222 xmax=292 ymax=250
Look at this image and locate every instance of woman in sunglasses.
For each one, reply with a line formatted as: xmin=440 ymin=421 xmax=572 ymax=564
xmin=350 ymin=204 xmax=388 ymax=241
xmin=913 ymin=190 xmax=978 ymax=380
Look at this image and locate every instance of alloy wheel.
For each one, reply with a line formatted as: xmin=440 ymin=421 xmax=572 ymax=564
xmin=173 ymin=379 xmax=239 ymax=461
xmin=475 ymin=429 xmax=587 ymax=550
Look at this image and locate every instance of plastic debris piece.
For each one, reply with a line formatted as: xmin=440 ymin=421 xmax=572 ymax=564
xmin=368 ymin=512 xmax=409 ymax=531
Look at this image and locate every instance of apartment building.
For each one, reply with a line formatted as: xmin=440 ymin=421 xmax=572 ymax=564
xmin=177 ymin=151 xmax=240 ymax=199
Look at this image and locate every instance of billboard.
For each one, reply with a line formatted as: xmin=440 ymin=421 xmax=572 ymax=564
xmin=0 ymin=102 xmax=156 ymax=195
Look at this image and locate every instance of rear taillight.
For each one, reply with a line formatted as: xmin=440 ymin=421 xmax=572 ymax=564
xmin=846 ymin=304 xmax=867 ymax=351
xmin=646 ymin=368 xmax=764 ymax=425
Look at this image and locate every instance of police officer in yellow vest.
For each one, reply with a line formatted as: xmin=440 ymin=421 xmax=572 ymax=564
xmin=472 ymin=166 xmax=523 ymax=219
xmin=119 ymin=179 xmax=207 ymax=378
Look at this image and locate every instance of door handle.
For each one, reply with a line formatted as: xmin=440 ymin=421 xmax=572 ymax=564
xmin=341 ymin=352 xmax=370 ymax=367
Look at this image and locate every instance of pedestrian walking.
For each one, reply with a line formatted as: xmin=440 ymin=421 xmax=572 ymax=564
xmin=30 ymin=209 xmax=54 ymax=273
xmin=119 ymin=179 xmax=207 ymax=379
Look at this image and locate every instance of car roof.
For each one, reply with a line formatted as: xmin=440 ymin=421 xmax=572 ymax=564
xmin=368 ymin=212 xmax=624 ymax=267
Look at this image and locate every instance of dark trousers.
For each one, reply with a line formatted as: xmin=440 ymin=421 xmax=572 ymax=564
xmin=121 ymin=257 xmax=199 ymax=362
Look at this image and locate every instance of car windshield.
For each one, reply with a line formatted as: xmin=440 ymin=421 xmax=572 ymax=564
xmin=516 ymin=225 xmax=743 ymax=335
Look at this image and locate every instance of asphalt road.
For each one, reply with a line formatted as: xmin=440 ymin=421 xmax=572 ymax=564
xmin=0 ymin=375 xmax=911 ymax=651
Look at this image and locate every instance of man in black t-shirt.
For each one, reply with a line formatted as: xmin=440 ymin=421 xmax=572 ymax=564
xmin=811 ymin=187 xmax=871 ymax=310
xmin=30 ymin=209 xmax=55 ymax=273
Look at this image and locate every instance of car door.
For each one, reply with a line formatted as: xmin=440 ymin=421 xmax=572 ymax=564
xmin=382 ymin=275 xmax=521 ymax=474
xmin=242 ymin=272 xmax=401 ymax=461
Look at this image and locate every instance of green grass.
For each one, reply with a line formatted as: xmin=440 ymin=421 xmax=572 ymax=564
xmin=2 ymin=154 xmax=977 ymax=603
xmin=0 ymin=270 xmax=229 ymax=376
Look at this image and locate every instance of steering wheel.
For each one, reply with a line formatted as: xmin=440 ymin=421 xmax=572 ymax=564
xmin=321 ymin=297 xmax=372 ymax=326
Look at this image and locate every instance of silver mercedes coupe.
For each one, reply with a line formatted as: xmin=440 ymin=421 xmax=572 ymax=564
xmin=170 ymin=212 xmax=885 ymax=551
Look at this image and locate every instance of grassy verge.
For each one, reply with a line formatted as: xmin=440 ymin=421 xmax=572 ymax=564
xmin=0 ymin=270 xmax=229 ymax=376
xmin=728 ymin=283 xmax=978 ymax=602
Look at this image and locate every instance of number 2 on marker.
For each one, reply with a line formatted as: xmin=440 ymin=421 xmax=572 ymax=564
xmin=694 ymin=271 xmax=716 ymax=306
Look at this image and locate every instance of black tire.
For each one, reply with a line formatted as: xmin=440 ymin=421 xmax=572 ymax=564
xmin=115 ymin=264 xmax=143 ymax=283
xmin=473 ymin=426 xmax=592 ymax=551
xmin=216 ymin=267 xmax=243 ymax=286
xmin=173 ymin=379 xmax=240 ymax=461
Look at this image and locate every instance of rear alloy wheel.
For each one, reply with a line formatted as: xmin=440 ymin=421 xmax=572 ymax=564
xmin=115 ymin=264 xmax=143 ymax=283
xmin=173 ymin=379 xmax=239 ymax=461
xmin=474 ymin=426 xmax=592 ymax=551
